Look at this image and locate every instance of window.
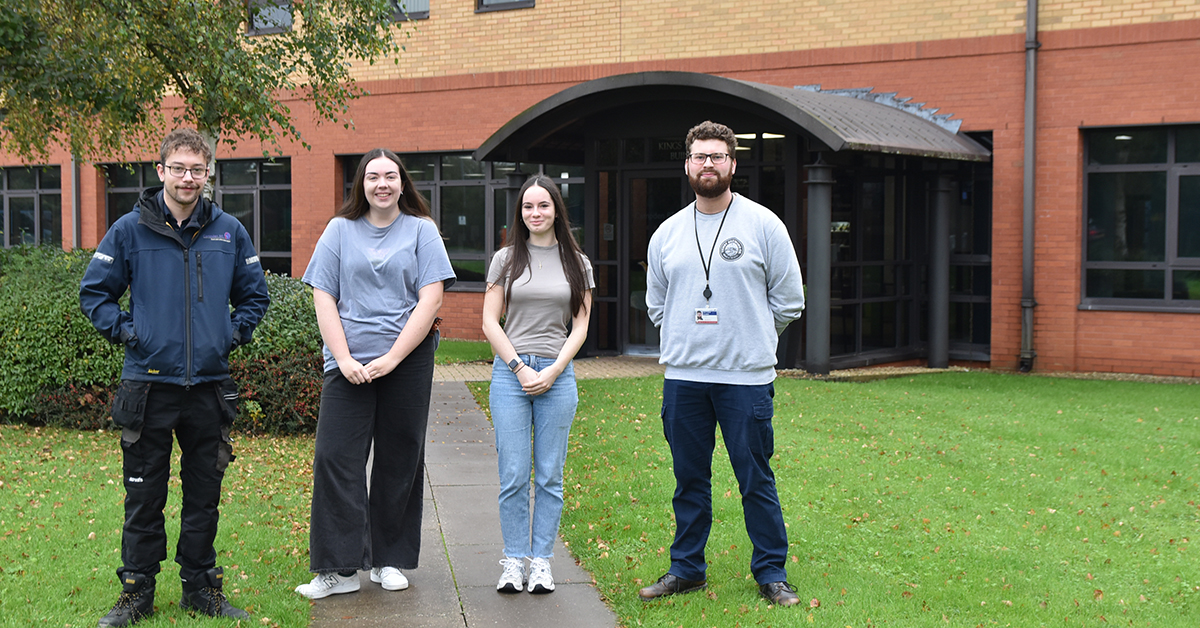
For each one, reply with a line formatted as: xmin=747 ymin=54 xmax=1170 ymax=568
xmin=1082 ymin=125 xmax=1200 ymax=309
xmin=391 ymin=0 xmax=428 ymax=20
xmin=103 ymin=162 xmax=157 ymax=227
xmin=218 ymin=159 xmax=292 ymax=275
xmin=2 ymin=166 xmax=62 ymax=247
xmin=247 ymin=0 xmax=292 ymax=35
xmin=342 ymin=153 xmax=583 ymax=288
xmin=476 ymin=0 xmax=534 ymax=13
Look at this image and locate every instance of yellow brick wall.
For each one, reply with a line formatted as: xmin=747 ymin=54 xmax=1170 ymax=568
xmin=348 ymin=0 xmax=1198 ymax=80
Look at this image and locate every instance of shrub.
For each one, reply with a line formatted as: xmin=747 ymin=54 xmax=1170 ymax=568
xmin=0 ymin=247 xmax=324 ymax=434
xmin=0 ymin=246 xmax=124 ymax=418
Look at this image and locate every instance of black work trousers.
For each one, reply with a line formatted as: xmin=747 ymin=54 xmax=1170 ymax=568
xmin=308 ymin=334 xmax=435 ymax=573
xmin=119 ymin=381 xmax=233 ymax=581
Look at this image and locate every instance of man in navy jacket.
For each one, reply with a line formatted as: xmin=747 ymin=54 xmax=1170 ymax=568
xmin=80 ymin=128 xmax=270 ymax=627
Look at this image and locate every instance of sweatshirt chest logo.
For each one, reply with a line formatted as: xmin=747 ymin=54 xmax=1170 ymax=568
xmin=719 ymin=238 xmax=744 ymax=262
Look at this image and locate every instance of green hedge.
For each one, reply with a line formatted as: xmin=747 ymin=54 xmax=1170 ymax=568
xmin=0 ymin=246 xmax=323 ymax=434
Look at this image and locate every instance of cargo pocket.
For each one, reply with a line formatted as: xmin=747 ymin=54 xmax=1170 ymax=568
xmin=214 ymin=378 xmax=239 ymax=425
xmin=750 ymin=398 xmax=776 ymax=460
xmin=111 ymin=380 xmax=151 ymax=432
xmin=216 ymin=424 xmax=235 ymax=473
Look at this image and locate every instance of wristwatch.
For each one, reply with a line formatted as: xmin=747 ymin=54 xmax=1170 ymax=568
xmin=507 ymin=358 xmax=524 ymax=373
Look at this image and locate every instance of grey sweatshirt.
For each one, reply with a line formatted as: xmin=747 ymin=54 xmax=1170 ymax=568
xmin=645 ymin=194 xmax=805 ymax=385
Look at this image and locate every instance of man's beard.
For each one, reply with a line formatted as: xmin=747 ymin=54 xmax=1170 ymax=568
xmin=689 ymin=168 xmax=732 ymax=199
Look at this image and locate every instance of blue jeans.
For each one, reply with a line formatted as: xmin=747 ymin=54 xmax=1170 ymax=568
xmin=490 ymin=355 xmax=578 ymax=559
xmin=661 ymin=379 xmax=789 ymax=584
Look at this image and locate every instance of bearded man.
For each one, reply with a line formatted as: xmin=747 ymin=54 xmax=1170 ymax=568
xmin=640 ymin=120 xmax=806 ymax=607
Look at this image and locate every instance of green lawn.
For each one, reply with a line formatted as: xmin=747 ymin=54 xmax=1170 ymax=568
xmin=5 ymin=372 xmax=1198 ymax=628
xmin=477 ymin=372 xmax=1200 ymax=627
xmin=434 ymin=338 xmax=493 ymax=365
xmin=0 ymin=426 xmax=315 ymax=628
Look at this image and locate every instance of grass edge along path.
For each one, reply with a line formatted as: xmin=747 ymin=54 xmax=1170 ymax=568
xmin=476 ymin=371 xmax=1200 ymax=628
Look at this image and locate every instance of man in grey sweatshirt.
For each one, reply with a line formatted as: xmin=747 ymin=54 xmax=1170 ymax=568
xmin=640 ymin=121 xmax=806 ymax=607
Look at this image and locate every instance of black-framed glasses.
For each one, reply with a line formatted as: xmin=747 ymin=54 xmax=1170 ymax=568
xmin=687 ymin=152 xmax=730 ymax=165
xmin=163 ymin=164 xmax=209 ymax=179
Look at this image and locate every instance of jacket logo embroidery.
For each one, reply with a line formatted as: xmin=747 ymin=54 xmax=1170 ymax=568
xmin=245 ymin=255 xmax=260 ymax=265
xmin=205 ymin=232 xmax=232 ymax=243
xmin=92 ymin=252 xmax=115 ymax=264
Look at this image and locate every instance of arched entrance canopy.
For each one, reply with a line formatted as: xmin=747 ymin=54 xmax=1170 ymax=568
xmin=474 ymin=71 xmax=991 ymax=163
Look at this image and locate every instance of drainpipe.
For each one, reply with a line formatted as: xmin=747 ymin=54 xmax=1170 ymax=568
xmin=1019 ymin=0 xmax=1039 ymax=372
xmin=72 ymin=155 xmax=82 ymax=249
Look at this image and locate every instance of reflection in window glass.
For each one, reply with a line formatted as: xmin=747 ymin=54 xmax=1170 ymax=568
xmin=221 ymin=161 xmax=257 ymax=186
xmin=403 ymin=155 xmax=437 ymax=181
xmin=1086 ymin=172 xmax=1165 ymax=262
xmin=40 ymin=167 xmax=61 ymax=189
xmin=107 ymin=192 xmax=140 ymax=227
xmin=1087 ymin=269 xmax=1164 ymax=299
xmin=440 ymin=186 xmax=486 ymax=255
xmin=1179 ymin=175 xmax=1200 ymax=258
xmin=12 ymin=197 xmax=36 ymax=244
xmin=762 ymin=133 xmax=786 ymax=162
xmin=493 ymin=188 xmax=509 ymax=249
xmin=261 ymin=190 xmax=291 ymax=252
xmin=1175 ymin=126 xmax=1200 ymax=163
xmin=106 ymin=164 xmax=142 ymax=188
xmin=260 ymin=160 xmax=290 ymax=186
xmin=1174 ymin=271 xmax=1200 ymax=300
xmin=830 ymin=304 xmax=856 ymax=355
xmin=546 ymin=164 xmax=585 ymax=180
xmin=861 ymin=301 xmax=897 ymax=351
xmin=222 ymin=193 xmax=255 ymax=236
xmin=40 ymin=195 xmax=62 ymax=245
xmin=1087 ymin=128 xmax=1167 ymax=165
xmin=8 ymin=168 xmax=36 ymax=190
xmin=441 ymin=155 xmax=485 ymax=180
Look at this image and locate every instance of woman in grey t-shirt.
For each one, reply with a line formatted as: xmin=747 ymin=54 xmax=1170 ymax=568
xmin=482 ymin=175 xmax=594 ymax=594
xmin=296 ymin=149 xmax=455 ymax=599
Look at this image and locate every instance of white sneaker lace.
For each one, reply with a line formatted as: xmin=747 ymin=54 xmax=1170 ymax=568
xmin=529 ymin=558 xmax=552 ymax=587
xmin=499 ymin=558 xmax=524 ymax=585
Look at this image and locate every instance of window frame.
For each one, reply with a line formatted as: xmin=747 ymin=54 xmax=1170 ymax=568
xmin=390 ymin=0 xmax=429 ymax=20
xmin=246 ymin=0 xmax=293 ymax=35
xmin=1080 ymin=124 xmax=1200 ymax=312
xmin=475 ymin=0 xmax=535 ymax=13
xmin=2 ymin=166 xmax=63 ymax=248
xmin=216 ymin=158 xmax=293 ymax=275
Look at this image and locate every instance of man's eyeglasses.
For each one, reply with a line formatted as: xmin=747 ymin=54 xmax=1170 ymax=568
xmin=687 ymin=152 xmax=730 ymax=165
xmin=164 ymin=165 xmax=209 ymax=179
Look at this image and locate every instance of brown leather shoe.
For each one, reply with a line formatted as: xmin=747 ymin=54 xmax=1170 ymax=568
xmin=759 ymin=581 xmax=801 ymax=606
xmin=638 ymin=573 xmax=707 ymax=601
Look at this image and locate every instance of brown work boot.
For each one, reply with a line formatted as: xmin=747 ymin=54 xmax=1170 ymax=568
xmin=638 ymin=573 xmax=707 ymax=601
xmin=759 ymin=581 xmax=801 ymax=606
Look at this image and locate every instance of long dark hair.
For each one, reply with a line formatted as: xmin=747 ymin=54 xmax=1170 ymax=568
xmin=498 ymin=174 xmax=590 ymax=317
xmin=335 ymin=148 xmax=430 ymax=221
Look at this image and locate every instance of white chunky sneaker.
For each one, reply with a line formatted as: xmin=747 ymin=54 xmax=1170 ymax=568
xmin=295 ymin=572 xmax=360 ymax=599
xmin=527 ymin=558 xmax=555 ymax=594
xmin=496 ymin=557 xmax=525 ymax=593
xmin=370 ymin=567 xmax=410 ymax=591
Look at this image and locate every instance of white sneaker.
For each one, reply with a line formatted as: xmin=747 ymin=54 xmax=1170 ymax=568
xmin=527 ymin=557 xmax=554 ymax=593
xmin=295 ymin=572 xmax=360 ymax=599
xmin=496 ymin=557 xmax=525 ymax=593
xmin=370 ymin=567 xmax=409 ymax=591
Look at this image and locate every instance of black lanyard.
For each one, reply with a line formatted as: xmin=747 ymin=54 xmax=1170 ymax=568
xmin=693 ymin=196 xmax=734 ymax=302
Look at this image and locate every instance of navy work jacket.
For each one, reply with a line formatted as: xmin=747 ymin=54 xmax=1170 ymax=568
xmin=80 ymin=187 xmax=271 ymax=385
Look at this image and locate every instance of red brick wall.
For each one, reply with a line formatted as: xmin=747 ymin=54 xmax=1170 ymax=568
xmin=6 ymin=20 xmax=1199 ymax=375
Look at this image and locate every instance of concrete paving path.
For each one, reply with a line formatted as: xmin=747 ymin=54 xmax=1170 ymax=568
xmin=308 ymin=356 xmax=665 ymax=628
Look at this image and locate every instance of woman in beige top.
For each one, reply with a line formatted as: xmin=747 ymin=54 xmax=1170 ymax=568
xmin=482 ymin=174 xmax=594 ymax=595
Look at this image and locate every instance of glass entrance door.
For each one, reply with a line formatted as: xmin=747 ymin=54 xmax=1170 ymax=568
xmin=624 ymin=171 xmax=690 ymax=355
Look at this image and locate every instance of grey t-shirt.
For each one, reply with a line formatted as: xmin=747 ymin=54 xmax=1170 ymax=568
xmin=487 ymin=243 xmax=595 ymax=359
xmin=303 ymin=214 xmax=456 ymax=372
